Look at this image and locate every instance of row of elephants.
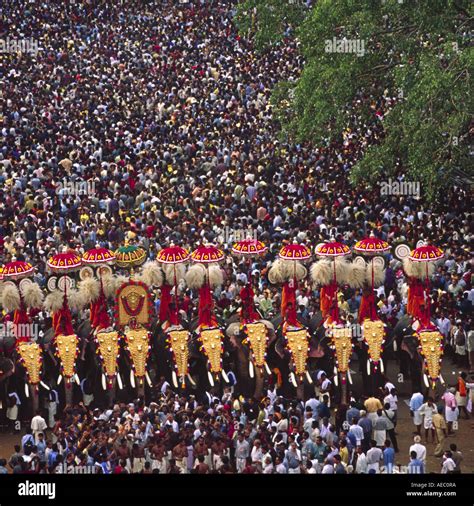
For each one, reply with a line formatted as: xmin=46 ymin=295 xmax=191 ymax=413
xmin=0 ymin=311 xmax=425 ymax=415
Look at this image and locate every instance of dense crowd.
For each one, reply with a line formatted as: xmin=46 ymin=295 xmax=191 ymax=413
xmin=3 ymin=380 xmax=470 ymax=474
xmin=0 ymin=0 xmax=472 ymax=475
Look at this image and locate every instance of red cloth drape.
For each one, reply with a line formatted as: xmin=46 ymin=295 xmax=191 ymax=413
xmin=13 ymin=298 xmax=31 ymax=342
xmin=198 ymin=284 xmax=216 ymax=327
xmin=320 ymin=283 xmax=338 ymax=320
xmin=52 ymin=293 xmax=74 ymax=336
xmin=240 ymin=285 xmax=259 ymax=323
xmin=281 ymin=282 xmax=297 ymax=325
xmin=358 ymin=288 xmax=377 ymax=323
xmin=159 ymin=284 xmax=173 ymax=323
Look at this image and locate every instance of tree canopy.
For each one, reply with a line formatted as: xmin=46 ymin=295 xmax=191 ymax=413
xmin=236 ymin=0 xmax=473 ymax=201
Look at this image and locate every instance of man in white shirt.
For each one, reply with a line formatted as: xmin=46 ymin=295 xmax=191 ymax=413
xmin=355 ymin=446 xmax=368 ymax=474
xmin=441 ymin=451 xmax=456 ymax=474
xmin=275 ymin=456 xmax=287 ymax=474
xmin=409 ymin=435 xmax=427 ymax=465
xmin=419 ymin=397 xmax=438 ymax=442
xmin=349 ymin=421 xmax=364 ymax=447
xmin=321 ymin=458 xmax=334 ymax=474
xmin=366 ymin=440 xmax=383 ymax=473
xmin=31 ymin=411 xmax=48 ymax=443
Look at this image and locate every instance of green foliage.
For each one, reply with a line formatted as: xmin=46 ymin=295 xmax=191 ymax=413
xmin=237 ymin=0 xmax=473 ymax=201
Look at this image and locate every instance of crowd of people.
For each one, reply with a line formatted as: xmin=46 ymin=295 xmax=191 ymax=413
xmin=2 ymin=381 xmax=468 ymax=474
xmin=0 ymin=0 xmax=472 ymax=475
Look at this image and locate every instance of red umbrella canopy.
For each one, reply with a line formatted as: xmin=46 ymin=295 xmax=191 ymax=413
xmin=82 ymin=247 xmax=115 ymax=266
xmin=190 ymin=245 xmax=225 ymax=263
xmin=232 ymin=239 xmax=268 ymax=257
xmin=315 ymin=242 xmax=351 ymax=257
xmin=47 ymin=252 xmax=82 ymax=272
xmin=156 ymin=246 xmax=190 ymax=264
xmin=354 ymin=237 xmax=390 ymax=255
xmin=2 ymin=261 xmax=34 ymax=279
xmin=409 ymin=245 xmax=444 ymax=262
xmin=278 ymin=243 xmax=312 ymax=261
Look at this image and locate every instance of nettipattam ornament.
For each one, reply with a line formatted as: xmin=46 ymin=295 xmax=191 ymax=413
xmin=124 ymin=327 xmax=151 ymax=387
xmin=95 ymin=330 xmax=121 ymax=390
xmin=329 ymin=326 xmax=353 ymax=386
xmin=55 ymin=334 xmax=79 ymax=386
xmin=199 ymin=327 xmax=225 ymax=385
xmin=167 ymin=329 xmax=190 ymax=388
xmin=418 ymin=329 xmax=444 ymax=388
xmin=115 ymin=281 xmax=153 ymax=328
xmin=16 ymin=342 xmax=48 ymax=396
xmin=362 ymin=319 xmax=386 ymax=374
xmin=285 ymin=328 xmax=310 ymax=383
xmin=244 ymin=322 xmax=271 ymax=376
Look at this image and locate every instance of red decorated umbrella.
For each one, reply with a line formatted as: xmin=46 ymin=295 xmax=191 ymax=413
xmin=409 ymin=245 xmax=444 ymax=325
xmin=409 ymin=245 xmax=444 ymax=263
xmin=315 ymin=242 xmax=351 ymax=323
xmin=232 ymin=239 xmax=268 ymax=257
xmin=2 ymin=261 xmax=34 ymax=280
xmin=232 ymin=240 xmax=268 ymax=323
xmin=279 ymin=243 xmax=312 ymax=261
xmin=156 ymin=246 xmax=191 ymax=323
xmin=82 ymin=248 xmax=115 ymax=266
xmin=156 ymin=246 xmax=190 ymax=264
xmin=47 ymin=252 xmax=82 ymax=272
xmin=190 ymin=245 xmax=225 ymax=263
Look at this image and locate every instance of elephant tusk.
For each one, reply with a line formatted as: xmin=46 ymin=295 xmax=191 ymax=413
xmin=289 ymin=372 xmax=297 ymax=388
xmin=222 ymin=370 xmax=229 ymax=383
xmin=249 ymin=361 xmax=254 ymax=379
xmin=187 ymin=373 xmax=196 ymax=386
xmin=130 ymin=370 xmax=136 ymax=389
xmin=347 ymin=370 xmax=353 ymax=385
xmin=423 ymin=373 xmax=430 ymax=389
xmin=117 ymin=373 xmax=123 ymax=390
xmin=367 ymin=359 xmax=371 ymax=376
xmin=74 ymin=374 xmax=80 ymax=385
xmin=393 ymin=340 xmax=397 ymax=352
xmin=172 ymin=370 xmax=178 ymax=389
xmin=57 ymin=374 xmax=62 ymax=385
xmin=305 ymin=371 xmax=313 ymax=384
xmin=25 ymin=383 xmax=29 ymax=398
xmin=380 ymin=360 xmax=384 ymax=374
xmin=207 ymin=371 xmax=214 ymax=387
xmin=439 ymin=374 xmax=445 ymax=385
xmin=264 ymin=362 xmax=271 ymax=375
xmin=334 ymin=372 xmax=338 ymax=387
xmin=40 ymin=381 xmax=50 ymax=391
xmin=145 ymin=371 xmax=152 ymax=387
xmin=102 ymin=374 xmax=107 ymax=391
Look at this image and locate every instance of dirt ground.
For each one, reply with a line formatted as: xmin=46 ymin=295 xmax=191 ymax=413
xmin=0 ymin=358 xmax=472 ymax=474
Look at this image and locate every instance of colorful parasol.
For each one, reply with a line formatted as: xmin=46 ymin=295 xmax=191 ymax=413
xmin=190 ymin=245 xmax=225 ymax=263
xmin=354 ymin=237 xmax=390 ymax=255
xmin=279 ymin=243 xmax=312 ymax=261
xmin=156 ymin=246 xmax=191 ymax=323
xmin=2 ymin=261 xmax=34 ymax=280
xmin=47 ymin=252 xmax=82 ymax=273
xmin=156 ymin=246 xmax=190 ymax=264
xmin=82 ymin=247 xmax=116 ymax=266
xmin=114 ymin=245 xmax=147 ymax=269
xmin=232 ymin=239 xmax=268 ymax=257
xmin=409 ymin=245 xmax=444 ymax=262
xmin=315 ymin=242 xmax=351 ymax=257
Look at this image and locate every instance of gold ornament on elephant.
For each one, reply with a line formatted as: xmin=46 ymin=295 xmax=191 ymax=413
xmin=124 ymin=327 xmax=150 ymax=378
xmin=116 ymin=283 xmax=151 ymax=327
xmin=245 ymin=323 xmax=268 ymax=368
xmin=418 ymin=330 xmax=443 ymax=383
xmin=362 ymin=320 xmax=385 ymax=363
xmin=96 ymin=331 xmax=120 ymax=378
xmin=55 ymin=334 xmax=79 ymax=378
xmin=285 ymin=329 xmax=309 ymax=376
xmin=199 ymin=328 xmax=223 ymax=373
xmin=330 ymin=327 xmax=352 ymax=373
xmin=168 ymin=330 xmax=190 ymax=378
xmin=17 ymin=342 xmax=42 ymax=385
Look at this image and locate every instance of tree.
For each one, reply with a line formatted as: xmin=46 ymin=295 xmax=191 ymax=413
xmin=236 ymin=0 xmax=473 ymax=201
